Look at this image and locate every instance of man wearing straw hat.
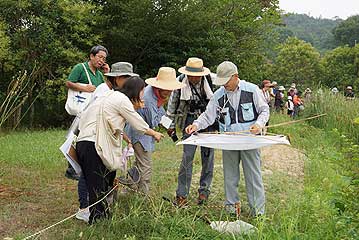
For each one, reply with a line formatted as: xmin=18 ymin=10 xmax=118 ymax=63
xmin=185 ymin=61 xmax=269 ymax=216
xmin=122 ymin=67 xmax=185 ymax=193
xmin=166 ymin=57 xmax=216 ymax=206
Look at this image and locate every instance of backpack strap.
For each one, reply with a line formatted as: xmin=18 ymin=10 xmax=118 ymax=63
xmin=81 ymin=63 xmax=93 ymax=85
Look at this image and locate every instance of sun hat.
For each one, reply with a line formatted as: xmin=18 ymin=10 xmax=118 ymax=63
xmin=331 ymin=87 xmax=338 ymax=93
xmin=178 ymin=57 xmax=210 ymax=77
xmin=278 ymin=86 xmax=285 ymax=91
xmin=291 ymin=83 xmax=296 ymax=88
xmin=105 ymin=62 xmax=138 ymax=77
xmin=272 ymin=81 xmax=278 ymax=86
xmin=347 ymin=86 xmax=353 ymax=90
xmin=145 ymin=67 xmax=185 ymax=90
xmin=213 ymin=61 xmax=238 ymax=86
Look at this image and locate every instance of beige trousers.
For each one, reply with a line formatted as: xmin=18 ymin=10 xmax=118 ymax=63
xmin=133 ymin=142 xmax=152 ymax=194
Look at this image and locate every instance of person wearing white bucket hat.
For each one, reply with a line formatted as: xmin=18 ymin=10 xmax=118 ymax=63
xmin=166 ymin=57 xmax=217 ymax=206
xmin=121 ymin=67 xmax=185 ymax=193
xmin=185 ymin=61 xmax=270 ymax=216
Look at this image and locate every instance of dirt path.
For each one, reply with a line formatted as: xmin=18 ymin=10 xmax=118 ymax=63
xmin=261 ymin=145 xmax=305 ymax=178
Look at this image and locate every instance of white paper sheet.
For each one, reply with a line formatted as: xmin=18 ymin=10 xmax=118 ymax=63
xmin=160 ymin=115 xmax=172 ymax=129
xmin=177 ymin=133 xmax=290 ymax=150
xmin=59 ymin=132 xmax=82 ymax=174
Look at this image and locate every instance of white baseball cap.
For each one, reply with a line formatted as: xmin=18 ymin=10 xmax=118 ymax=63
xmin=213 ymin=61 xmax=238 ymax=86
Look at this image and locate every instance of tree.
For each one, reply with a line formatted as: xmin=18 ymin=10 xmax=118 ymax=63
xmin=270 ymin=37 xmax=322 ymax=88
xmin=321 ymin=45 xmax=359 ymax=89
xmin=99 ymin=0 xmax=281 ymax=81
xmin=0 ymin=0 xmax=103 ymax=127
xmin=333 ymin=15 xmax=359 ymax=47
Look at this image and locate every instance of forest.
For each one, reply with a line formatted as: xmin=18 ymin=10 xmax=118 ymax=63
xmin=0 ymin=0 xmax=358 ymax=128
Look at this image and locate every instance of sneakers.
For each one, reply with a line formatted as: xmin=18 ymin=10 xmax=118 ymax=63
xmin=76 ymin=208 xmax=90 ymax=223
xmin=65 ymin=166 xmax=80 ymax=181
xmin=174 ymin=196 xmax=188 ymax=208
xmin=197 ymin=193 xmax=208 ymax=205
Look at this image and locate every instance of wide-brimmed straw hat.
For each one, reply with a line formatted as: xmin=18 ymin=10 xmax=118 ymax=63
xmin=146 ymin=67 xmax=185 ymax=90
xmin=178 ymin=57 xmax=210 ymax=76
xmin=278 ymin=86 xmax=285 ymax=91
xmin=105 ymin=62 xmax=138 ymax=77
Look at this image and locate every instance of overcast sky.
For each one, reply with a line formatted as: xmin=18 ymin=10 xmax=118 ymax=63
xmin=279 ymin=0 xmax=359 ymax=19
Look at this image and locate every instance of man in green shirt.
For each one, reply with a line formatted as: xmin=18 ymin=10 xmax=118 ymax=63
xmin=66 ymin=45 xmax=109 ymax=92
xmin=65 ymin=45 xmax=109 ymax=181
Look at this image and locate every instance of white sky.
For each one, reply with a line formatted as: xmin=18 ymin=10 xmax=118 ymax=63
xmin=279 ymin=0 xmax=359 ymax=19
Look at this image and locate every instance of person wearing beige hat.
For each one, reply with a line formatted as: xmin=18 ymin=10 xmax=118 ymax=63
xmin=121 ymin=67 xmax=185 ymax=193
xmin=166 ymin=57 xmax=216 ymax=206
xmin=185 ymin=61 xmax=269 ymax=216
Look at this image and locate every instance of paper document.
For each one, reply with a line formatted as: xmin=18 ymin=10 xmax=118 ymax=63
xmin=59 ymin=132 xmax=82 ymax=174
xmin=160 ymin=115 xmax=172 ymax=129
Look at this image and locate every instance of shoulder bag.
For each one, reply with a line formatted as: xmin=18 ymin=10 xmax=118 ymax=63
xmin=65 ymin=63 xmax=94 ymax=116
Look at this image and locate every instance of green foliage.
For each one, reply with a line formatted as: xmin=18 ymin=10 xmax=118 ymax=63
xmin=270 ymin=37 xmax=323 ymax=87
xmin=321 ymin=44 xmax=359 ymax=89
xmin=0 ymin=21 xmax=12 ymax=72
xmin=333 ymin=15 xmax=359 ymax=47
xmin=100 ymin=0 xmax=281 ymax=81
xmin=276 ymin=13 xmax=341 ymax=53
xmin=0 ymin=0 xmax=104 ymax=127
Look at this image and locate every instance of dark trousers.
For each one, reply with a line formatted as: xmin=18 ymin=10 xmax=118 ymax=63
xmin=76 ymin=141 xmax=116 ymax=224
xmin=78 ymin=173 xmax=89 ymax=209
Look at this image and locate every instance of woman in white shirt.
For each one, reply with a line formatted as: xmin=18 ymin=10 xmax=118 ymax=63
xmin=76 ymin=76 xmax=163 ymax=224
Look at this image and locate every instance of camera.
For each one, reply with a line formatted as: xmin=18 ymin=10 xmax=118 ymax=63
xmin=170 ymin=131 xmax=179 ymax=142
xmin=189 ymin=100 xmax=207 ymax=113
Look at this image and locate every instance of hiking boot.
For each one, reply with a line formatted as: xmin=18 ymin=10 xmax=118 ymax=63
xmin=65 ymin=166 xmax=80 ymax=181
xmin=75 ymin=208 xmax=90 ymax=223
xmin=174 ymin=196 xmax=188 ymax=208
xmin=197 ymin=193 xmax=208 ymax=205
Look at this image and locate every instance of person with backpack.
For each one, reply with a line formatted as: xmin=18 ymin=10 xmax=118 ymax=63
xmin=166 ymin=57 xmax=216 ymax=206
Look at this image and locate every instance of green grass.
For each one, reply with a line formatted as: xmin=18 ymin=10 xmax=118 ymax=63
xmin=0 ymin=110 xmax=358 ymax=239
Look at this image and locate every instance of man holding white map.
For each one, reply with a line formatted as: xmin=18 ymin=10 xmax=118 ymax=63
xmin=185 ymin=61 xmax=269 ymax=216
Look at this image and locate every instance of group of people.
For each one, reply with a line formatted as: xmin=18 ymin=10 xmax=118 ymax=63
xmin=260 ymin=81 xmax=310 ymax=118
xmin=64 ymin=45 xmax=270 ymax=224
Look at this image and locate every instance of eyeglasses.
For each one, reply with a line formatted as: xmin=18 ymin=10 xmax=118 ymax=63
xmin=95 ymin=54 xmax=106 ymax=61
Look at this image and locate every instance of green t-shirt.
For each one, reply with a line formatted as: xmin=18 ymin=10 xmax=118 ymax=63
xmin=68 ymin=62 xmax=104 ymax=87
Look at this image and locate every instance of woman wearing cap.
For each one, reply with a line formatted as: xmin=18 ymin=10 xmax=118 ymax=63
xmin=76 ymin=76 xmax=164 ymax=224
xmin=122 ymin=67 xmax=185 ymax=193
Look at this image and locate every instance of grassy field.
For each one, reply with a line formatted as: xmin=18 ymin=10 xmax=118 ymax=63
xmin=0 ymin=109 xmax=358 ymax=239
